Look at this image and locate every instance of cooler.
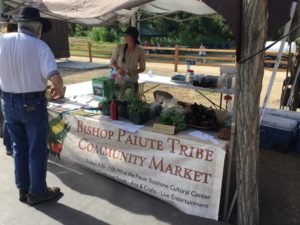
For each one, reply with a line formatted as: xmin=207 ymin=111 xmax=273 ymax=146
xmin=92 ymin=77 xmax=114 ymax=101
xmin=260 ymin=114 xmax=298 ymax=152
xmin=262 ymin=108 xmax=300 ymax=153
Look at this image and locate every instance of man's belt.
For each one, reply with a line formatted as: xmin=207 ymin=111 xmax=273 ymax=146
xmin=1 ymin=91 xmax=46 ymax=100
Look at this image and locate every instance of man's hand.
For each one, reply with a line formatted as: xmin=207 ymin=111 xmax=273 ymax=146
xmin=50 ymin=87 xmax=64 ymax=100
xmin=50 ymin=74 xmax=64 ymax=100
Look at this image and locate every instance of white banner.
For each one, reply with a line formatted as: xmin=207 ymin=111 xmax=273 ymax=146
xmin=48 ymin=112 xmax=226 ymax=220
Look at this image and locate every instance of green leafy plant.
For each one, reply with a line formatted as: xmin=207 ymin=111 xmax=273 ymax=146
xmin=101 ymin=97 xmax=112 ymax=106
xmin=128 ymin=99 xmax=150 ymax=113
xmin=100 ymin=97 xmax=112 ymax=116
xmin=160 ymin=107 xmax=188 ymax=131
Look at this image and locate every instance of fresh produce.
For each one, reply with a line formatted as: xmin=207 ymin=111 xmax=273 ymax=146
xmin=128 ymin=99 xmax=151 ymax=113
xmin=187 ymin=103 xmax=219 ymax=128
xmin=218 ymin=128 xmax=231 ymax=140
xmin=159 ymin=107 xmax=188 ymax=131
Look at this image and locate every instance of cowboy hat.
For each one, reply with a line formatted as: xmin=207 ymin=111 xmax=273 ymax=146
xmin=17 ymin=6 xmax=51 ymax=33
xmin=123 ymin=27 xmax=141 ymax=44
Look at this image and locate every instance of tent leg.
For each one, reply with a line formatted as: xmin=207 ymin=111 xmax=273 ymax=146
xmin=222 ymin=87 xmax=237 ymax=220
xmin=226 ymin=190 xmax=237 ymax=223
xmin=286 ymin=63 xmax=300 ymax=108
xmin=0 ymin=0 xmax=4 ymax=21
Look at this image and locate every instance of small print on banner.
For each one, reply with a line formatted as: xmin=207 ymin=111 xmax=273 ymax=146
xmin=117 ymin=123 xmax=144 ymax=133
xmin=188 ymin=131 xmax=219 ymax=145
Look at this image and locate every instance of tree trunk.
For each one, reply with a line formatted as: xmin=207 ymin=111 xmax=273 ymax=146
xmin=236 ymin=1 xmax=267 ymax=225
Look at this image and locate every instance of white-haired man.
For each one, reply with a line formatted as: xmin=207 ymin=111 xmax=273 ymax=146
xmin=0 ymin=7 xmax=63 ymax=204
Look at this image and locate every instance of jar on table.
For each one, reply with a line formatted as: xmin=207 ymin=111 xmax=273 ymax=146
xmin=217 ymin=76 xmax=223 ymax=89
xmin=231 ymin=76 xmax=236 ymax=90
xmin=221 ymin=73 xmax=227 ymax=89
xmin=188 ymin=70 xmax=194 ymax=85
xmin=226 ymin=74 xmax=233 ymax=89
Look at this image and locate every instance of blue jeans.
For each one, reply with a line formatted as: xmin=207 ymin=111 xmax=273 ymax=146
xmin=3 ymin=121 xmax=12 ymax=151
xmin=1 ymin=96 xmax=48 ymax=195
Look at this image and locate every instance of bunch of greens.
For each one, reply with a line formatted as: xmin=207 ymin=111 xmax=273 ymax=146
xmin=159 ymin=107 xmax=188 ymax=131
xmin=114 ymin=83 xmax=137 ymax=102
xmin=187 ymin=103 xmax=219 ymax=127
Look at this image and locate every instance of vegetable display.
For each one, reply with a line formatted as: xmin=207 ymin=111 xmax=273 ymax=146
xmin=187 ymin=103 xmax=219 ymax=128
xmin=159 ymin=107 xmax=188 ymax=132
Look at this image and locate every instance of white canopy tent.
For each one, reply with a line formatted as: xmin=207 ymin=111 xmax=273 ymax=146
xmin=140 ymin=0 xmax=215 ymax=15
xmin=3 ymin=0 xmax=292 ymax=59
xmin=3 ymin=0 xmax=216 ymax=25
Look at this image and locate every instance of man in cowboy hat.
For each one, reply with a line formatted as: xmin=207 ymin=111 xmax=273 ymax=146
xmin=0 ymin=6 xmax=63 ymax=204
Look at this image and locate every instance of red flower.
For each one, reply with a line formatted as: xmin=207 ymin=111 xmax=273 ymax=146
xmin=224 ymin=95 xmax=232 ymax=102
xmin=50 ymin=142 xmax=62 ymax=154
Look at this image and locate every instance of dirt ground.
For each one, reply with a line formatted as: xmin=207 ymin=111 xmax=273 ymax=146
xmin=58 ymin=56 xmax=300 ymax=225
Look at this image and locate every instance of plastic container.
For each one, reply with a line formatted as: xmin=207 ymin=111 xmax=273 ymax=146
xmin=262 ymin=108 xmax=300 ymax=153
xmin=217 ymin=76 xmax=223 ymax=89
xmin=221 ymin=73 xmax=227 ymax=88
xmin=260 ymin=114 xmax=298 ymax=152
xmin=226 ymin=75 xmax=233 ymax=89
xmin=187 ymin=70 xmax=194 ymax=85
xmin=231 ymin=76 xmax=236 ymax=90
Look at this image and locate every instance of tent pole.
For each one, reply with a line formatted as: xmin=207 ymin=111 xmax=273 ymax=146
xmin=0 ymin=0 xmax=4 ymax=22
xmin=131 ymin=12 xmax=137 ymax=28
xmin=137 ymin=9 xmax=141 ymax=40
xmin=286 ymin=63 xmax=300 ymax=108
xmin=260 ymin=1 xmax=297 ymax=121
xmin=222 ymin=84 xmax=238 ymax=221
xmin=280 ymin=43 xmax=292 ymax=110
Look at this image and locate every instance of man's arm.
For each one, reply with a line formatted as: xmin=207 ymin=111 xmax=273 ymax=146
xmin=49 ymin=74 xmax=64 ymax=100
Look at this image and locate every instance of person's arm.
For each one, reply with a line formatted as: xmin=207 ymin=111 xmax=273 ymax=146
xmin=110 ymin=45 xmax=126 ymax=74
xmin=49 ymin=74 xmax=64 ymax=100
xmin=137 ymin=50 xmax=146 ymax=73
xmin=39 ymin=42 xmax=63 ymax=99
xmin=110 ymin=46 xmax=119 ymax=69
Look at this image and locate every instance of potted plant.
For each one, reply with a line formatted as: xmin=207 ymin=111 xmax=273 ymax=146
xmin=99 ymin=98 xmax=112 ymax=116
xmin=117 ymin=87 xmax=135 ymax=119
xmin=128 ymin=99 xmax=151 ymax=125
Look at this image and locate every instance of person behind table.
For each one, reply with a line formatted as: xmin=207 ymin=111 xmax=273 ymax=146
xmin=199 ymin=43 xmax=206 ymax=63
xmin=156 ymin=41 xmax=161 ymax=54
xmin=110 ymin=27 xmax=146 ymax=93
xmin=0 ymin=6 xmax=63 ymax=204
xmin=143 ymin=40 xmax=150 ymax=54
xmin=0 ymin=21 xmax=17 ymax=156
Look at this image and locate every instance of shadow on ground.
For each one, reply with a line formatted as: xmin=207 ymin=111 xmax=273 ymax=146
xmin=32 ymin=197 xmax=109 ymax=225
xmin=259 ymin=149 xmax=300 ymax=225
xmin=47 ymin=159 xmax=225 ymax=225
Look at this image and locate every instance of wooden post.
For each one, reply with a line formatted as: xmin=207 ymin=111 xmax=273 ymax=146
xmin=88 ymin=42 xmax=92 ymax=62
xmin=174 ymin=45 xmax=179 ymax=72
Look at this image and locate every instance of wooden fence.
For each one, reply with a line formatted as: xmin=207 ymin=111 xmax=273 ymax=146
xmin=69 ymin=40 xmax=291 ymax=72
